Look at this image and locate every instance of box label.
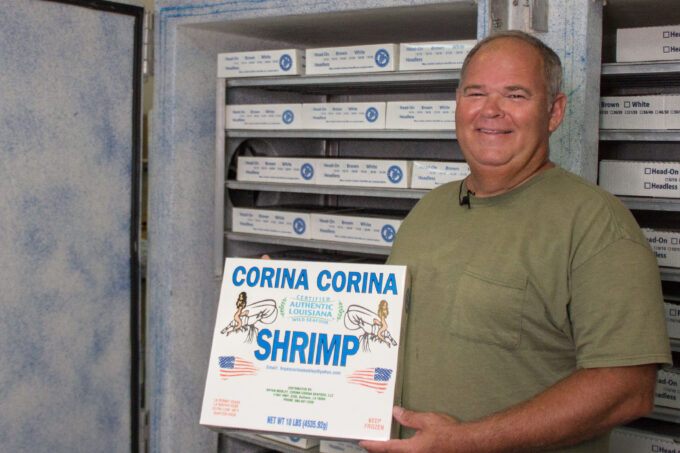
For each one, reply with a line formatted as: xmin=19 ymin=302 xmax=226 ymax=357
xmin=410 ymin=161 xmax=470 ymax=189
xmin=399 ymin=40 xmax=476 ymax=71
xmin=306 ymin=44 xmax=397 ymax=75
xmin=218 ymin=49 xmax=303 ymax=78
xmin=598 ymin=160 xmax=680 ymax=198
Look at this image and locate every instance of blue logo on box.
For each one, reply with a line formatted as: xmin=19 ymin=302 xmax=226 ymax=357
xmin=365 ymin=107 xmax=379 ymax=123
xmin=381 ymin=224 xmax=396 ymax=243
xmin=300 ymin=163 xmax=314 ymax=180
xmin=279 ymin=54 xmax=293 ymax=71
xmin=293 ymin=218 xmax=306 ymax=235
xmin=282 ymin=110 xmax=295 ymax=124
xmin=375 ymin=49 xmax=390 ymax=67
xmin=387 ymin=165 xmax=403 ymax=183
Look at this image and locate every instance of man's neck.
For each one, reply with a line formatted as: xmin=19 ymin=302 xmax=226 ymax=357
xmin=466 ymin=160 xmax=555 ymax=198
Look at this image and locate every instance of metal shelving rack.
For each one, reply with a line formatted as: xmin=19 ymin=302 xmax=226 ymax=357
xmin=599 ymin=34 xmax=680 ymax=426
xmin=218 ymin=69 xmax=461 ymax=275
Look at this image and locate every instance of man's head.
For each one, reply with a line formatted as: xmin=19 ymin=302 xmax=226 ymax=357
xmin=455 ymin=31 xmax=567 ymax=196
xmin=460 ymin=30 xmax=563 ymax=105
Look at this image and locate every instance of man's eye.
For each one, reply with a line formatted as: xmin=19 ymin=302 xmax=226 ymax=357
xmin=508 ymin=94 xmax=527 ymax=99
xmin=467 ymin=92 xmax=485 ymax=97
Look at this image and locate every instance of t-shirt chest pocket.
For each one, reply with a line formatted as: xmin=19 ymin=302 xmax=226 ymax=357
xmin=449 ymin=266 xmax=528 ymax=349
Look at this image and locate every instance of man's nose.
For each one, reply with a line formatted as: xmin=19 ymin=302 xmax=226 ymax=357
xmin=481 ymin=94 xmax=503 ymax=117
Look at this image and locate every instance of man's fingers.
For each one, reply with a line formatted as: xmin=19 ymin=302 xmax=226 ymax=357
xmin=392 ymin=406 xmax=424 ymax=430
xmin=359 ymin=439 xmax=410 ymax=453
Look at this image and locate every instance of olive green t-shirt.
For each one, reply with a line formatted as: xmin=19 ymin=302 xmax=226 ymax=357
xmin=388 ymin=167 xmax=671 ymax=452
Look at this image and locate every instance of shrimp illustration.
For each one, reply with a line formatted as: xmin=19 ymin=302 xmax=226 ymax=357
xmin=343 ymin=300 xmax=397 ymax=351
xmin=221 ymin=291 xmax=277 ymax=342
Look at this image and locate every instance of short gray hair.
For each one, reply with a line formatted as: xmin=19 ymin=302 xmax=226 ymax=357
xmin=460 ymin=30 xmax=563 ymax=102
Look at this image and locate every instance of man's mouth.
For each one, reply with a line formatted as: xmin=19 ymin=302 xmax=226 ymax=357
xmin=477 ymin=128 xmax=511 ymax=134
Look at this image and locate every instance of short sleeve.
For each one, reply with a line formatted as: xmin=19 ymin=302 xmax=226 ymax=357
xmin=570 ymin=239 xmax=671 ymax=369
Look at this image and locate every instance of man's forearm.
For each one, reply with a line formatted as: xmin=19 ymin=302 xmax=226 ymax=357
xmin=361 ymin=364 xmax=658 ymax=453
xmin=446 ymin=365 xmax=657 ymax=452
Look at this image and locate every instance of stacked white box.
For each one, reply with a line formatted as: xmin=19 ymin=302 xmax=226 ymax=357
xmin=200 ymin=258 xmax=410 ymax=440
xmin=385 ymin=101 xmax=456 ymax=130
xmin=399 ymin=40 xmax=476 ymax=71
xmin=610 ymin=427 xmax=680 ymax=453
xmin=311 ymin=211 xmax=403 ymax=247
xmin=316 ymin=159 xmax=410 ymax=189
xmin=410 ymin=161 xmax=470 ymax=189
xmin=641 ymin=228 xmax=680 ymax=268
xmin=320 ymin=440 xmax=367 ymax=453
xmin=231 ymin=207 xmax=312 ymax=239
xmin=664 ymin=302 xmax=680 ymax=339
xmin=598 ymin=160 xmax=680 ymax=198
xmin=259 ymin=434 xmax=319 ymax=449
xmin=599 ymin=96 xmax=668 ymax=130
xmin=654 ymin=368 xmax=680 ymax=410
xmin=217 ymin=49 xmax=304 ymax=78
xmin=226 ymin=104 xmax=302 ymax=130
xmin=303 ymin=103 xmax=386 ymax=130
xmin=305 ymin=44 xmax=397 ymax=75
xmin=617 ymin=25 xmax=680 ymax=62
xmin=237 ymin=157 xmax=318 ymax=184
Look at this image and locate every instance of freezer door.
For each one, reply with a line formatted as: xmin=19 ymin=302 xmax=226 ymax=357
xmin=0 ymin=1 xmax=143 ymax=452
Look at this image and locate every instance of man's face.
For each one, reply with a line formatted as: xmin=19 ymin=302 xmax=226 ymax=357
xmin=455 ymin=38 xmax=564 ymax=179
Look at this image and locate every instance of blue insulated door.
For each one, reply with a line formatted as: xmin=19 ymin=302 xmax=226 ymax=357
xmin=0 ymin=1 xmax=142 ymax=452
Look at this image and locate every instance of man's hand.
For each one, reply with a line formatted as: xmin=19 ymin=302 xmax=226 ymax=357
xmin=359 ymin=407 xmax=461 ymax=453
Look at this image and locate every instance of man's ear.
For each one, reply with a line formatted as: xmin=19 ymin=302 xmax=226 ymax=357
xmin=548 ymin=93 xmax=567 ymax=133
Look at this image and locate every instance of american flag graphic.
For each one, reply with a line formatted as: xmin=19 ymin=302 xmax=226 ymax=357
xmin=346 ymin=367 xmax=392 ymax=393
xmin=218 ymin=356 xmax=258 ymax=380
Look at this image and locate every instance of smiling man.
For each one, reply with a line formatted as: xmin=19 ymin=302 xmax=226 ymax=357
xmin=359 ymin=31 xmax=671 ymax=453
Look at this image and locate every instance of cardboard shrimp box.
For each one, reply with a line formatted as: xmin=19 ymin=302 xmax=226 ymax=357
xmin=399 ymin=40 xmax=476 ymax=71
xmin=200 ymin=258 xmax=410 ymax=441
xmin=320 ymin=440 xmax=367 ymax=453
xmin=231 ymin=207 xmax=312 ymax=239
xmin=664 ymin=301 xmax=680 ymax=339
xmin=311 ymin=210 xmax=404 ymax=247
xmin=226 ymin=104 xmax=303 ymax=130
xmin=217 ymin=49 xmax=304 ymax=78
xmin=236 ymin=157 xmax=318 ymax=184
xmin=598 ymin=160 xmax=680 ymax=198
xmin=316 ymin=159 xmax=411 ymax=189
xmin=641 ymin=228 xmax=680 ymax=268
xmin=259 ymin=433 xmax=319 ymax=449
xmin=654 ymin=368 xmax=680 ymax=410
xmin=410 ymin=161 xmax=470 ymax=189
xmin=305 ymin=44 xmax=397 ymax=75
xmin=385 ymin=101 xmax=456 ymax=130
xmin=610 ymin=426 xmax=680 ymax=453
xmin=303 ymin=102 xmax=386 ymax=130
xmin=617 ymin=25 xmax=680 ymax=63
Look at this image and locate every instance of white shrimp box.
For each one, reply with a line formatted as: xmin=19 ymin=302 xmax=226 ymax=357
xmin=226 ymin=104 xmax=302 ymax=130
xmin=259 ymin=434 xmax=319 ymax=449
xmin=237 ymin=157 xmax=318 ymax=184
xmin=305 ymin=44 xmax=397 ymax=75
xmin=320 ymin=440 xmax=368 ymax=453
xmin=385 ymin=101 xmax=456 ymax=130
xmin=617 ymin=25 xmax=680 ymax=63
xmin=664 ymin=302 xmax=680 ymax=339
xmin=217 ymin=49 xmax=304 ymax=78
xmin=316 ymin=159 xmax=410 ymax=188
xmin=654 ymin=368 xmax=680 ymax=410
xmin=610 ymin=426 xmax=680 ymax=453
xmin=399 ymin=40 xmax=476 ymax=71
xmin=598 ymin=160 xmax=680 ymax=198
xmin=642 ymin=228 xmax=680 ymax=268
xmin=410 ymin=161 xmax=470 ymax=189
xmin=231 ymin=207 xmax=312 ymax=239
xmin=311 ymin=211 xmax=403 ymax=247
xmin=302 ymin=103 xmax=386 ymax=130
xmin=599 ymin=96 xmax=668 ymax=130
xmin=200 ymin=258 xmax=410 ymax=441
